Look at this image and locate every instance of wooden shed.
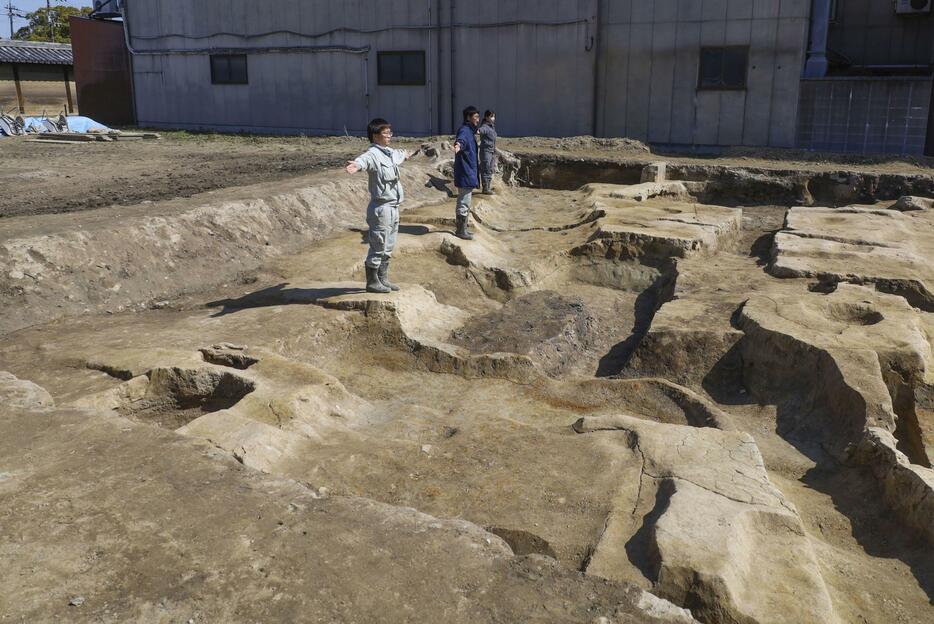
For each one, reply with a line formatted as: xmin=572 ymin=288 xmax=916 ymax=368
xmin=0 ymin=40 xmax=76 ymax=116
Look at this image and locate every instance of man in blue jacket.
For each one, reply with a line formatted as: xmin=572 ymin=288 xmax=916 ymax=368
xmin=452 ymin=106 xmax=480 ymax=240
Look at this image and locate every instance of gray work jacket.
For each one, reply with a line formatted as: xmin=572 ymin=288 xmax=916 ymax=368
xmin=353 ymin=144 xmax=407 ymax=204
xmin=478 ymin=122 xmax=497 ymax=175
xmin=478 ymin=121 xmax=497 ymax=155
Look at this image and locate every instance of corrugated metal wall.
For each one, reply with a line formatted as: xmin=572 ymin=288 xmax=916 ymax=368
xmin=445 ymin=0 xmax=597 ymax=137
xmin=121 ymin=0 xmax=934 ymax=151
xmin=595 ymin=0 xmax=811 ymax=148
xmin=125 ymin=0 xmax=597 ymax=137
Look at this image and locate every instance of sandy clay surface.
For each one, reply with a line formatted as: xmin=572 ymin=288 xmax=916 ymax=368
xmin=0 ymin=136 xmax=932 ymax=623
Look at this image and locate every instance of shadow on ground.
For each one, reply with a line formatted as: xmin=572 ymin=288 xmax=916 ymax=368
xmin=804 ymin=463 xmax=934 ymax=603
xmin=207 ymin=283 xmax=365 ymax=317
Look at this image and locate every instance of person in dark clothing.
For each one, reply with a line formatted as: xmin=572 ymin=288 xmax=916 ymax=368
xmin=452 ymin=105 xmax=480 ymax=240
xmin=478 ymin=110 xmax=497 ymax=195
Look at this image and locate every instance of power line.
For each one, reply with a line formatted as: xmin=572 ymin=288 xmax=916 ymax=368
xmin=4 ymin=2 xmax=29 ymax=39
xmin=5 ymin=2 xmax=18 ymax=39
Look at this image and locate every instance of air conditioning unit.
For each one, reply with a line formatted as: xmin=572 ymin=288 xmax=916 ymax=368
xmin=896 ymin=0 xmax=931 ymax=14
xmin=92 ymin=0 xmax=123 ymax=18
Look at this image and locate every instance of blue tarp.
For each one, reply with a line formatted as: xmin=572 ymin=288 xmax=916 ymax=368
xmin=64 ymin=116 xmax=111 ymax=133
xmin=0 ymin=116 xmax=111 ymax=136
xmin=21 ymin=117 xmax=57 ymax=133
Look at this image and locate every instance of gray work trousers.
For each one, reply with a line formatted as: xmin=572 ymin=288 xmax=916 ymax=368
xmin=365 ymin=200 xmax=400 ymax=269
xmin=455 ymin=187 xmax=473 ymax=218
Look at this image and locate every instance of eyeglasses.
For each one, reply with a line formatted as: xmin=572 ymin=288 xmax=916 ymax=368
xmin=381 ymin=130 xmax=394 ymax=136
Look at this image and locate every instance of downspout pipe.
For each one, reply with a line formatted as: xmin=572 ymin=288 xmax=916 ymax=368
xmin=426 ymin=0 xmax=432 ymax=135
xmin=590 ymin=0 xmax=602 ymax=137
xmin=803 ymin=0 xmax=831 ymax=78
xmin=450 ymin=0 xmax=456 ymax=134
xmin=120 ymin=0 xmax=139 ymax=125
xmin=436 ymin=0 xmax=443 ymax=135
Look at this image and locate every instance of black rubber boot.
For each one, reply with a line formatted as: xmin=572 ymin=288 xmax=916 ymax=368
xmin=481 ymin=178 xmax=494 ymax=195
xmin=377 ymin=259 xmax=400 ymax=291
xmin=365 ymin=266 xmax=391 ymax=293
xmin=455 ymin=215 xmax=474 ymax=240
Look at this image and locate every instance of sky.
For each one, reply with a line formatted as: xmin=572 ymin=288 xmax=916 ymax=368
xmin=4 ymin=1 xmax=91 ymax=38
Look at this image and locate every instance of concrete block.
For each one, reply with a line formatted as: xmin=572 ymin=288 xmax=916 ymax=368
xmin=725 ymin=15 xmax=752 ymax=44
xmin=718 ymin=91 xmax=747 ymax=145
xmin=678 ymin=0 xmax=704 ymax=21
xmin=606 ymin=0 xmax=633 ymax=24
xmin=641 ymin=162 xmax=669 ymax=183
xmin=654 ymin=0 xmax=679 ymax=22
xmin=700 ymin=17 xmax=727 ymax=46
xmin=780 ymin=0 xmax=812 ymax=18
xmin=701 ymin=0 xmax=728 ymax=20
xmin=752 ymin=0 xmax=781 ymax=19
xmin=631 ymin=0 xmax=654 ymax=23
xmin=727 ymin=0 xmax=754 ymax=19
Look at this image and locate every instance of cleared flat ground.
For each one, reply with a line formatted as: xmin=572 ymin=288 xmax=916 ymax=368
xmin=1 ymin=131 xmax=932 ymax=218
xmin=0 ymin=133 xmax=366 ymax=218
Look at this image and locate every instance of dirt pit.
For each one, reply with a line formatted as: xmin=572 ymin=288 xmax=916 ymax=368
xmin=0 ymin=140 xmax=932 ymax=624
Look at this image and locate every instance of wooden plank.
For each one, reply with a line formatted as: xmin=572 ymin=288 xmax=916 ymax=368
xmin=64 ymin=67 xmax=74 ymax=114
xmin=24 ymin=138 xmax=85 ymax=145
xmin=12 ymin=64 xmax=25 ymax=114
xmin=33 ymin=133 xmax=95 ymax=142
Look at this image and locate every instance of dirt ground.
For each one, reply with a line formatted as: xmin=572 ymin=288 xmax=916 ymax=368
xmin=2 ymin=131 xmax=931 ymax=219
xmin=0 ymin=132 xmax=368 ymax=218
xmin=0 ymin=134 xmax=932 ymax=624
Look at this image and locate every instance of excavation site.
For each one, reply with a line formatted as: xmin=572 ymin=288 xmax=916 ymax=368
xmin=1 ymin=138 xmax=933 ymax=624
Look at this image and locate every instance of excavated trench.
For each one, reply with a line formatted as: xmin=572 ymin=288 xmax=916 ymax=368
xmin=115 ymin=367 xmax=256 ymax=431
xmin=1 ymin=149 xmax=932 ymax=624
xmin=515 ymin=153 xmax=934 ymax=206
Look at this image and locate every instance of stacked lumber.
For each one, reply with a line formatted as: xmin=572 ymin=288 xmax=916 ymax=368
xmin=25 ymin=131 xmax=161 ymax=145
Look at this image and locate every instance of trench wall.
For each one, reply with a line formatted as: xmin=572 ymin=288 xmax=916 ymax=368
xmin=0 ymin=161 xmax=443 ymax=336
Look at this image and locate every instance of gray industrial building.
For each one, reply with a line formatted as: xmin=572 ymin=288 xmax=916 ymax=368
xmin=119 ymin=0 xmax=934 ymax=155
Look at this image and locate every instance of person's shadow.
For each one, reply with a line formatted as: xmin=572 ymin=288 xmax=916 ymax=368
xmin=207 ymin=283 xmax=364 ymax=317
xmin=353 ymin=224 xmax=434 ymax=243
xmin=426 ymin=174 xmax=456 ymax=197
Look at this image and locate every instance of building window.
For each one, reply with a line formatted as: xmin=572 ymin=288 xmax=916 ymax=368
xmin=698 ymin=47 xmax=748 ymax=90
xmin=377 ymin=51 xmax=426 ymax=86
xmin=211 ymin=54 xmax=248 ymax=85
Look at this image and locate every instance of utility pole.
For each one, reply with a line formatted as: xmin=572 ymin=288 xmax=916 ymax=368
xmin=4 ymin=1 xmax=16 ymax=39
xmin=47 ymin=0 xmax=52 ymax=42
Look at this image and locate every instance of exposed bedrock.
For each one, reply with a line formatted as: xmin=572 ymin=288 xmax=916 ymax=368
xmin=769 ymin=205 xmax=933 ymax=311
xmin=737 ymin=285 xmax=934 ymax=543
xmin=570 ymin=185 xmax=742 ymax=262
xmin=0 ymin=370 xmax=54 ymax=411
xmin=0 ymin=396 xmax=699 ymax=624
xmin=514 ymin=154 xmax=934 ymax=207
xmin=623 ymin=294 xmax=744 ymax=388
xmin=573 ymin=415 xmax=836 ymax=624
xmin=4 ymin=149 xmax=934 ymax=623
